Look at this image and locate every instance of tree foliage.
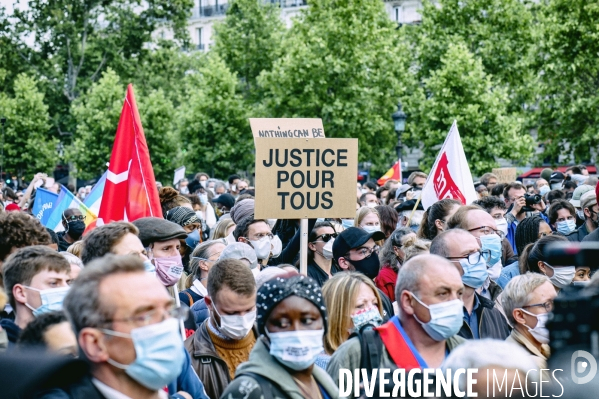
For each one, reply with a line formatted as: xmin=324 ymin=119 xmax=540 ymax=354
xmin=177 ymin=53 xmax=253 ymax=177
xmin=535 ymin=0 xmax=599 ymax=163
xmin=402 ymin=42 xmax=533 ymax=175
xmin=212 ymin=0 xmax=285 ymax=100
xmin=259 ymin=0 xmax=411 ymax=174
xmin=0 ymin=75 xmax=57 ymax=178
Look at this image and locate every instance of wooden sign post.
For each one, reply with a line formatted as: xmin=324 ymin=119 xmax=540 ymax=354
xmin=254 ymin=137 xmax=358 ymax=275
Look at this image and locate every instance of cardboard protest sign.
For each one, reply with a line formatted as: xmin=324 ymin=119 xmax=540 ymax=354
xmin=249 ymin=118 xmax=326 ymax=139
xmin=492 ymin=168 xmax=517 ymax=184
xmin=254 ymin=138 xmax=358 ymax=219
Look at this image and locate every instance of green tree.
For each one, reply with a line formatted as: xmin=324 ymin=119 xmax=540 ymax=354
xmin=212 ymin=0 xmax=285 ymax=100
xmin=0 ymin=74 xmax=57 ymax=178
xmin=70 ymin=68 xmax=179 ymax=181
xmin=401 ymin=42 xmax=533 ymax=175
xmin=176 ymin=53 xmax=253 ymax=177
xmin=258 ymin=0 xmax=411 ymax=173
xmin=535 ymin=0 xmax=599 ymax=163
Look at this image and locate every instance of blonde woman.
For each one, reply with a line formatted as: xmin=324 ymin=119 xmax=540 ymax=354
xmin=211 ymin=218 xmax=236 ymax=241
xmin=316 ymin=272 xmax=384 ymax=369
xmin=354 ymin=206 xmax=384 ymax=247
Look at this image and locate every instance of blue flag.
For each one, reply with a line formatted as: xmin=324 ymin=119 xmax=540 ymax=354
xmin=32 ymin=188 xmax=59 ymax=226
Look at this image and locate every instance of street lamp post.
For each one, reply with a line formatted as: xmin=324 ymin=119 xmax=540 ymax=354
xmin=392 ymin=103 xmax=406 ymax=179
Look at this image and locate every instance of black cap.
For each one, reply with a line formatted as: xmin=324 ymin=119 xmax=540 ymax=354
xmin=132 ymin=217 xmax=188 ymax=247
xmin=395 ymin=199 xmax=424 ymax=213
xmin=550 ymin=171 xmax=565 ymax=183
xmin=212 ymin=193 xmax=235 ymax=210
xmin=332 ymin=227 xmax=385 ymax=261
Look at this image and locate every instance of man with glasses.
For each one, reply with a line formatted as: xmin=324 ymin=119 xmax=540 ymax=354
xmin=430 ymin=229 xmax=511 ymax=340
xmin=57 ymin=209 xmax=86 ymax=251
xmin=502 ymin=273 xmax=556 ymax=370
xmin=42 ymin=254 xmax=208 ymax=399
xmin=332 ymin=227 xmax=394 ymax=317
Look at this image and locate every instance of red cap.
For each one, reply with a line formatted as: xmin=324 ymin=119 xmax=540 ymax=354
xmin=5 ymin=203 xmax=21 ymax=212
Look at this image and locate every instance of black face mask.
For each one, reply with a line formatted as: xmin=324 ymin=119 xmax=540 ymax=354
xmin=66 ymin=220 xmax=85 ymax=239
xmin=349 ymin=255 xmax=381 ymax=280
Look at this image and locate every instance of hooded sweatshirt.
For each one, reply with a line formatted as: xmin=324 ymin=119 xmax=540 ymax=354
xmin=220 ymin=336 xmax=340 ymax=399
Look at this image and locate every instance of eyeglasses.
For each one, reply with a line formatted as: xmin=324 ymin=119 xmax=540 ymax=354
xmin=313 ymin=233 xmax=338 ymax=243
xmin=523 ymin=301 xmax=554 ymax=313
xmin=346 ymin=245 xmax=380 ymax=261
xmin=468 ymin=226 xmax=505 ymax=240
xmin=447 ymin=250 xmax=491 ymax=265
xmin=63 ymin=215 xmax=86 ymax=222
xmin=250 ymin=233 xmax=274 ymax=241
xmin=103 ymin=306 xmax=188 ymax=328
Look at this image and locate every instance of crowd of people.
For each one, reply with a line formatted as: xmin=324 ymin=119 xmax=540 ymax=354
xmin=0 ymin=166 xmax=597 ymax=398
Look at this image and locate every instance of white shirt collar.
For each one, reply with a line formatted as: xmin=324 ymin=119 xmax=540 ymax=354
xmin=191 ymin=279 xmax=208 ymax=297
xmin=92 ymin=378 xmax=168 ymax=399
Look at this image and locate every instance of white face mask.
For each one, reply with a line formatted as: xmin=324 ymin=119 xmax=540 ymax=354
xmin=200 ymin=180 xmax=206 ymax=188
xmin=366 ymin=202 xmax=378 ymax=209
xmin=231 ymin=184 xmax=237 ymax=192
xmin=213 ymin=305 xmax=256 ymax=340
xmin=520 ymin=309 xmax=549 ymax=344
xmin=361 ymin=225 xmax=381 ymax=234
xmin=495 ymin=217 xmax=508 ymax=236
xmin=270 ymin=235 xmax=282 ymax=258
xmin=248 ymin=236 xmax=272 ymax=260
xmin=544 ymin=263 xmax=576 ymax=288
xmin=487 ymin=260 xmax=503 ymax=281
xmin=322 ymin=238 xmax=335 ymax=260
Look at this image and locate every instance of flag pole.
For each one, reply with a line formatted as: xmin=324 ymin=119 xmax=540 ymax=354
xmin=406 ymin=196 xmax=422 ymax=226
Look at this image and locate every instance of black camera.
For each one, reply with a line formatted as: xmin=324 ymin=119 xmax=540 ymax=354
xmin=524 ymin=193 xmax=542 ymax=206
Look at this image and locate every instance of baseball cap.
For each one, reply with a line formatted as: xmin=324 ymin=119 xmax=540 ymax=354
xmin=580 ymin=191 xmax=597 ymax=211
xmin=132 ymin=217 xmax=188 ymax=247
xmin=332 ymin=227 xmax=385 ymax=261
xmin=395 ymin=199 xmax=424 ymax=213
xmin=218 ymin=242 xmax=258 ymax=269
xmin=549 ymin=171 xmax=565 ymax=183
xmin=212 ymin=193 xmax=235 ymax=210
xmin=569 ymin=185 xmax=594 ymax=208
xmin=395 ymin=184 xmax=413 ymax=200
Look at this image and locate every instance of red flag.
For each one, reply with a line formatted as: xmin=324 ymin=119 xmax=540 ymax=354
xmin=377 ymin=161 xmax=401 ymax=186
xmin=98 ymin=84 xmax=163 ymax=224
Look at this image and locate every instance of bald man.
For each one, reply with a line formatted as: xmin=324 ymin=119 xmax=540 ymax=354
xmin=327 ymin=254 xmax=466 ymax=388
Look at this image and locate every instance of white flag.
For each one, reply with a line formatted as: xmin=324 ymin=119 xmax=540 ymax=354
xmin=420 ymin=121 xmax=478 ymax=210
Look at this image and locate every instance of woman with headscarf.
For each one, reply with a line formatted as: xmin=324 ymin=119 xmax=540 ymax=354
xmin=165 ymin=206 xmax=203 ymax=272
xmin=220 ymin=275 xmax=339 ymax=399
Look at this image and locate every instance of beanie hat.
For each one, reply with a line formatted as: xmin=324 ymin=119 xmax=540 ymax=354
xmin=165 ymin=206 xmax=199 ymax=227
xmin=540 ymin=168 xmax=553 ymax=182
xmin=230 ymin=199 xmax=255 ymax=224
xmin=256 ymin=275 xmax=327 ymax=335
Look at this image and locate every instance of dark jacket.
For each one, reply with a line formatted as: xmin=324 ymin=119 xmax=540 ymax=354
xmin=0 ymin=318 xmax=21 ymax=345
xmin=221 ymin=337 xmax=339 ymax=399
xmin=37 ymin=375 xmax=107 ymax=399
xmin=566 ymin=224 xmax=590 ymax=242
xmin=191 ymin=299 xmax=210 ymax=329
xmin=184 ymin=320 xmax=258 ymax=399
xmin=458 ymin=293 xmax=511 ymax=340
xmin=56 ymin=232 xmax=73 ymax=252
xmin=583 ymin=226 xmax=599 ymax=242
xmin=179 ymin=289 xmax=203 ymax=307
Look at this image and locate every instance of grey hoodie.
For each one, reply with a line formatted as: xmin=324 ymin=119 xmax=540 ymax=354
xmin=220 ymin=336 xmax=340 ymax=399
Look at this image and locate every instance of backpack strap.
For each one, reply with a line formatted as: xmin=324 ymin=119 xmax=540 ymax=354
xmin=183 ymin=291 xmax=194 ymax=306
xmin=360 ymin=328 xmax=383 ymax=374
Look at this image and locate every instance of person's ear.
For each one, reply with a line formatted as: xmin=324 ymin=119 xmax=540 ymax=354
xmin=79 ymin=328 xmax=109 ymax=363
xmin=434 ymin=219 xmax=444 ymax=231
xmin=204 ymin=295 xmax=212 ymax=309
xmin=12 ymin=284 xmax=28 ymax=305
xmin=512 ymin=308 xmax=527 ymax=326
xmin=538 ymin=261 xmax=548 ymax=275
xmin=400 ymin=290 xmax=415 ymax=316
xmin=584 ymin=208 xmax=591 ymax=218
xmin=337 ymin=257 xmax=350 ymax=270
xmin=199 ymin=260 xmax=210 ymax=272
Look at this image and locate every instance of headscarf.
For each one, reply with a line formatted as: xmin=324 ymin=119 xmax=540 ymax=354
xmin=256 ymin=275 xmax=327 ymax=334
xmin=165 ymin=206 xmax=199 ymax=227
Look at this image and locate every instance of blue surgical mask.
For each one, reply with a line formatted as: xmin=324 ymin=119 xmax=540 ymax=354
xmin=266 ymin=328 xmax=324 ymax=371
xmin=103 ymin=318 xmax=185 ymax=391
xmin=412 ymin=294 xmax=464 ymax=341
xmin=479 ymin=234 xmax=502 ymax=266
xmin=342 ymin=219 xmax=354 ymax=229
xmin=459 ymin=257 xmax=488 ymax=289
xmin=143 ymin=259 xmax=156 ymax=274
xmin=556 ymin=220 xmax=576 ymax=235
xmin=361 ymin=225 xmax=381 ymax=234
xmin=186 ymin=229 xmax=201 ymax=250
xmin=539 ymin=185 xmax=550 ymax=196
xmin=410 ymin=293 xmax=463 ymax=341
xmin=24 ymin=286 xmax=70 ymax=317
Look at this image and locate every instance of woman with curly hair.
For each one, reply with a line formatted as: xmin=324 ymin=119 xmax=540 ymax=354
xmin=159 ymin=186 xmax=192 ymax=217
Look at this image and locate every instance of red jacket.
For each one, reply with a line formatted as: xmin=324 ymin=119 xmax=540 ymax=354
xmin=376 ymin=266 xmax=398 ymax=302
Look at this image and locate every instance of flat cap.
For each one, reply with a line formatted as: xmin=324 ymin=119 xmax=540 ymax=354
xmin=132 ymin=217 xmax=188 ymax=247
